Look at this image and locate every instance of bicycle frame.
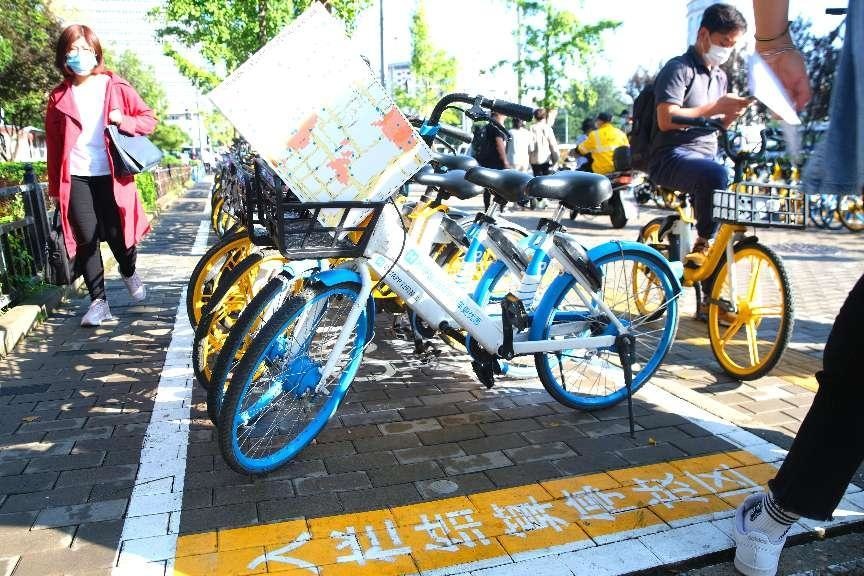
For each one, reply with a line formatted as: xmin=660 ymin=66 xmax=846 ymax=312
xmin=314 ymin=204 xmax=627 ymax=389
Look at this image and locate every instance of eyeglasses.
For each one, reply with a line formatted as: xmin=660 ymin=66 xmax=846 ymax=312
xmin=67 ymin=46 xmax=95 ymax=56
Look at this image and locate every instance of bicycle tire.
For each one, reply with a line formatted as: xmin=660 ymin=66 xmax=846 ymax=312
xmin=707 ymin=241 xmax=793 ymax=380
xmin=207 ymin=272 xmax=299 ymax=425
xmin=218 ymin=281 xmax=370 ymax=475
xmin=838 ymin=195 xmax=864 ymax=232
xmin=185 ymin=230 xmax=252 ymax=328
xmin=533 ymin=247 xmax=679 ymax=410
xmin=193 ymin=251 xmax=285 ymax=390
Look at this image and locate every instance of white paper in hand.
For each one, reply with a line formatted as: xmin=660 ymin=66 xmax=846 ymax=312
xmin=748 ymin=53 xmax=801 ymax=156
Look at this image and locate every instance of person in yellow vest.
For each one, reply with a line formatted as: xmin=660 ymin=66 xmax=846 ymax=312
xmin=576 ymin=112 xmax=630 ymax=174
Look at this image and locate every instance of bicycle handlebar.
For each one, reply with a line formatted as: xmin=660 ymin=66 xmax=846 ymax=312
xmin=435 ymin=122 xmax=473 ymax=144
xmin=670 ymin=115 xmax=769 ymax=167
xmin=427 ymin=93 xmax=535 ymax=127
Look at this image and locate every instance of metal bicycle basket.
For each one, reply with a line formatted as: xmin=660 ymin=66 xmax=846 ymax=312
xmin=712 ymin=182 xmax=807 ymax=230
xmin=254 ymin=158 xmax=384 ymax=259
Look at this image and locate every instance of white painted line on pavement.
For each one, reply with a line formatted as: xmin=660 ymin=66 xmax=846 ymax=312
xmin=190 ymin=220 xmax=210 ymax=255
xmin=112 ymin=220 xmax=208 ymax=575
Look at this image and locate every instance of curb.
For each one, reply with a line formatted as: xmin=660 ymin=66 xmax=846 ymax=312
xmin=0 ymin=180 xmax=199 ymax=358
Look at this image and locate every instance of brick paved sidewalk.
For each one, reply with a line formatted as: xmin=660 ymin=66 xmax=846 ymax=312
xmin=0 ymin=184 xmax=861 ymax=576
xmin=0 ymin=181 xmax=209 ymax=575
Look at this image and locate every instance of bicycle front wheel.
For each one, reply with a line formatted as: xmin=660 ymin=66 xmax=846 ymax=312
xmin=708 ymin=242 xmax=793 ymax=380
xmin=534 ymin=248 xmax=679 ymax=410
xmin=218 ymin=281 xmax=370 ymax=475
xmin=193 ymin=251 xmax=286 ymax=389
xmin=186 ymin=231 xmax=252 ymax=328
xmin=839 ymin=195 xmax=864 ymax=232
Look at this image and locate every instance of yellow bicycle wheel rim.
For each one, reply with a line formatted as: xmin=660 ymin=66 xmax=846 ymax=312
xmin=191 ymin=236 xmax=253 ymax=326
xmin=202 ymin=254 xmax=287 ymax=382
xmin=708 ymin=245 xmax=790 ymax=379
xmin=633 ymin=221 xmax=666 ymax=316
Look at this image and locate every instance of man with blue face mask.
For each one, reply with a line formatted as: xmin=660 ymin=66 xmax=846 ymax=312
xmin=650 ymin=3 xmax=751 ymax=320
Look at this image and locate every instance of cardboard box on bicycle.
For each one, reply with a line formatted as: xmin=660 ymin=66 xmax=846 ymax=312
xmin=209 ymin=3 xmax=432 ymax=227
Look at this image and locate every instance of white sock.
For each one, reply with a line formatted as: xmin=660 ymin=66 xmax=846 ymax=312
xmin=744 ymin=489 xmax=799 ymax=541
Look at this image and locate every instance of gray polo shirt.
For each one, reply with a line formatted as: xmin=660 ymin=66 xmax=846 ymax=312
xmin=652 ymin=46 xmax=727 ymax=159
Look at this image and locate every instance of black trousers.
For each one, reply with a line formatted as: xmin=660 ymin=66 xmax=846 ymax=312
xmin=68 ymin=175 xmax=136 ymax=301
xmin=770 ymin=272 xmax=864 ymax=520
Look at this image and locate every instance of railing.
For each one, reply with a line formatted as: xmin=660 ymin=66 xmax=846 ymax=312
xmin=0 ymin=164 xmax=50 ymax=309
xmin=152 ymin=165 xmax=192 ymax=199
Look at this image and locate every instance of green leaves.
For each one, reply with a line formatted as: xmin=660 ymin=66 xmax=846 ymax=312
xmin=151 ymin=0 xmax=373 ymax=87
xmin=0 ymin=0 xmax=63 ymax=160
xmin=507 ymin=0 xmax=619 ymax=109
xmin=393 ymin=0 xmax=458 ymax=120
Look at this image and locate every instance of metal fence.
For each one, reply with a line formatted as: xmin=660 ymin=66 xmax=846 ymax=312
xmin=0 ymin=165 xmax=49 ymax=309
xmin=0 ymin=163 xmax=194 ymax=309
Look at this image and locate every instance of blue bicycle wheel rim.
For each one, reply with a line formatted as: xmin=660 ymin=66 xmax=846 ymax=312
xmin=230 ymin=286 xmax=367 ymax=473
xmin=537 ymin=251 xmax=678 ymax=409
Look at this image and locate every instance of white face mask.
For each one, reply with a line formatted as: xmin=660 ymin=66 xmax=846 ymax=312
xmin=704 ymin=42 xmax=734 ymax=67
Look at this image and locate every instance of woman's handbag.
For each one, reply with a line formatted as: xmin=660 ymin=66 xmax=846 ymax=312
xmin=44 ymin=209 xmax=77 ymax=286
xmin=106 ymin=124 xmax=163 ymax=177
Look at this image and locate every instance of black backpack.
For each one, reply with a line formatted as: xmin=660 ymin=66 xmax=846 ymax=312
xmin=629 ymin=84 xmax=657 ymax=172
xmin=44 ymin=209 xmax=78 ymax=286
xmin=471 ymin=123 xmax=500 ymax=167
xmin=628 ymin=63 xmax=696 ymax=172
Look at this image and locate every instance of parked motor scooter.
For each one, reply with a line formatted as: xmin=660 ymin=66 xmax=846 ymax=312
xmin=568 ymin=146 xmax=639 ymax=228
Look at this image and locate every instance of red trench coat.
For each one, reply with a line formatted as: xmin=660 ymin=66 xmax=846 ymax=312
xmin=45 ymin=71 xmax=157 ymax=260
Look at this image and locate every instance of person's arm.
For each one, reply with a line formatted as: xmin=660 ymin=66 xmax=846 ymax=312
xmin=111 ymin=83 xmax=158 ymax=136
xmin=752 ymin=0 xmax=811 ymax=111
xmin=495 ymin=136 xmax=510 ymax=168
xmin=655 ymin=60 xmax=750 ymax=130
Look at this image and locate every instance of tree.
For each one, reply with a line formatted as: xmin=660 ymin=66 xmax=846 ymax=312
xmin=203 ymin=110 xmax=235 ymax=149
xmin=624 ymin=66 xmax=659 ymax=101
xmin=393 ymin=0 xmax=457 ymax=119
xmin=151 ymin=0 xmax=373 ymax=91
xmin=0 ymin=0 xmax=62 ymax=161
xmin=104 ymin=50 xmax=189 ymax=154
xmin=503 ymin=0 xmax=619 ymax=109
xmin=560 ymin=75 xmax=628 ymax=140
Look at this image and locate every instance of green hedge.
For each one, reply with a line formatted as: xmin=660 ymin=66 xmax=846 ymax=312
xmin=135 ymin=172 xmax=157 ymax=212
xmin=0 ymin=161 xmax=47 ymax=187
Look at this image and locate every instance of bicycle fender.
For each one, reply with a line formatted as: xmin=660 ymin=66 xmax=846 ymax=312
xmin=312 ymin=269 xmax=362 ymax=287
xmin=310 ymin=269 xmax=377 ymax=336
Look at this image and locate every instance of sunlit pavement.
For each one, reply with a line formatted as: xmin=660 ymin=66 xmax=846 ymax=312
xmin=0 ymin=182 xmax=862 ymax=575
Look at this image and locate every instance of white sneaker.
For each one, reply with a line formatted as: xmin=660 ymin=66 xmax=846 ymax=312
xmin=81 ymin=299 xmax=114 ymax=327
xmin=123 ymin=271 xmax=147 ymax=302
xmin=733 ymin=493 xmax=788 ymax=576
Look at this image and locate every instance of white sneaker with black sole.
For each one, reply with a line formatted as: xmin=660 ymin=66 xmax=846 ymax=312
xmin=122 ymin=271 xmax=147 ymax=302
xmin=733 ymin=493 xmax=788 ymax=576
xmin=81 ymin=299 xmax=114 ymax=327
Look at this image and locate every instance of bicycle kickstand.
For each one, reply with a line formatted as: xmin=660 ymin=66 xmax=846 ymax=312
xmin=616 ymin=334 xmax=637 ymax=438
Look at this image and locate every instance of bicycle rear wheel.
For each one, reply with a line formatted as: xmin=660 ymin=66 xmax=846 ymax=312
xmin=534 ymin=247 xmax=679 ymax=410
xmin=707 ymin=242 xmax=793 ymax=380
xmin=838 ymin=194 xmax=864 ymax=232
xmin=218 ymin=281 xmax=369 ymax=475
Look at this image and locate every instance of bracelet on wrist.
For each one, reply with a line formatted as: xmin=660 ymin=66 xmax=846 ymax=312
xmin=757 ymin=45 xmax=797 ymax=58
xmin=755 ymin=21 xmax=790 ymax=42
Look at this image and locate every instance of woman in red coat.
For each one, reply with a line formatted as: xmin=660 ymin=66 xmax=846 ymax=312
xmin=45 ymin=24 xmax=157 ymax=327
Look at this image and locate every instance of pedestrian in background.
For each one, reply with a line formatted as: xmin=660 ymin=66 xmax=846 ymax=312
xmin=506 ymin=118 xmax=533 ymax=173
xmin=473 ymin=111 xmax=510 ymax=211
xmin=731 ymin=2 xmax=863 ymax=576
xmin=45 ymin=24 xmax=157 ymax=327
xmin=577 ymin=112 xmax=630 ymax=175
xmin=528 ymin=107 xmax=560 ymax=176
